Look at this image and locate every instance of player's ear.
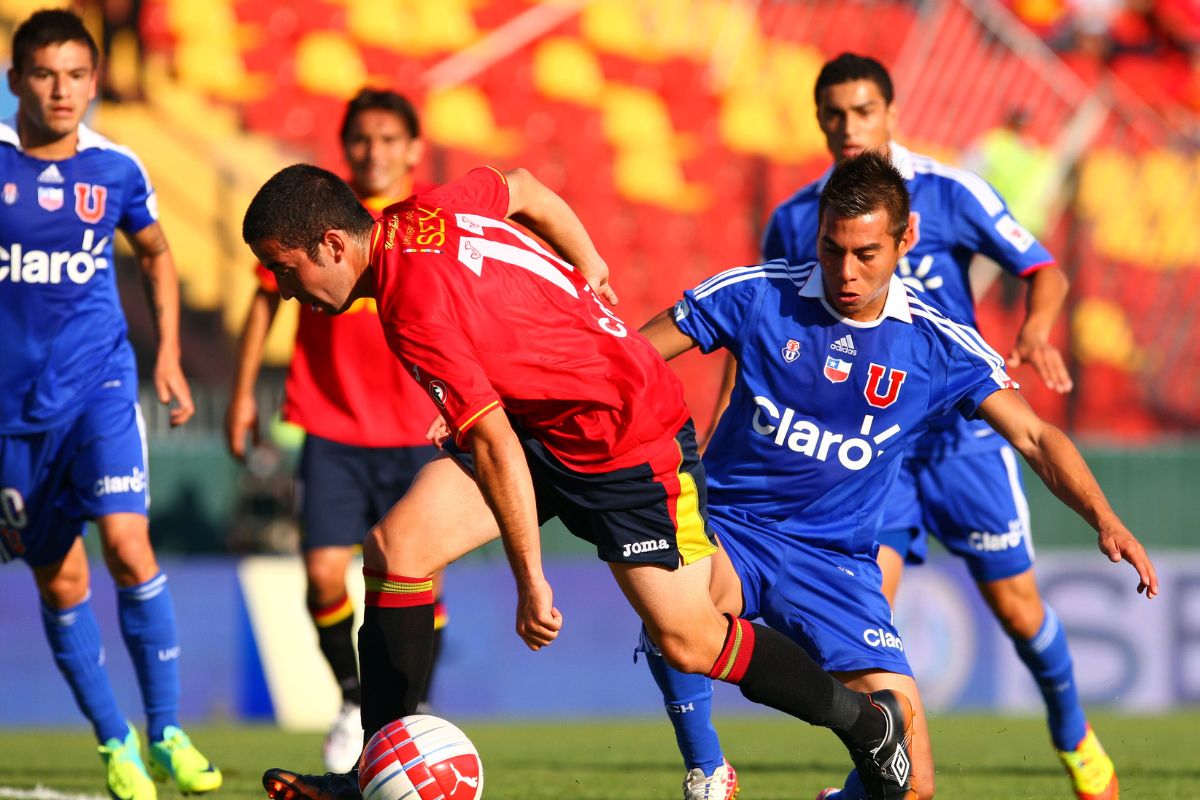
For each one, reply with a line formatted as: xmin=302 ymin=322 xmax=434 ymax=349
xmin=405 ymin=137 xmax=425 ymax=170
xmin=896 ymin=212 xmax=916 ymax=257
xmin=6 ymin=67 xmax=19 ymax=95
xmin=324 ymin=229 xmax=347 ymax=264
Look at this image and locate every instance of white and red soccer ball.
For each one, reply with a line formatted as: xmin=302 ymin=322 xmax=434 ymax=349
xmin=359 ymin=715 xmax=484 ymax=800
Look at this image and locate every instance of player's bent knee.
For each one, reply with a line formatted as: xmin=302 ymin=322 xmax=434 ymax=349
xmin=655 ymin=633 xmax=718 ymax=675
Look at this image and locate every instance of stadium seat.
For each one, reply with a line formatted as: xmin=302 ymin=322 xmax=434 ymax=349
xmin=424 ymin=86 xmax=520 ymax=156
xmin=533 ymin=37 xmax=605 ymax=106
xmin=346 ymin=0 xmax=478 ymax=56
xmin=294 ymin=31 xmax=367 ymax=98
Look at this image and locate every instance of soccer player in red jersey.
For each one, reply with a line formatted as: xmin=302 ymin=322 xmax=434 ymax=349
xmin=244 ymin=165 xmax=921 ymax=800
xmin=224 ymin=90 xmax=445 ymax=773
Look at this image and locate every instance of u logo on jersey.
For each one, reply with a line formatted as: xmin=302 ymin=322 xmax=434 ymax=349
xmin=864 ymin=363 xmax=907 ymax=408
xmin=74 ymin=183 xmax=107 ymax=223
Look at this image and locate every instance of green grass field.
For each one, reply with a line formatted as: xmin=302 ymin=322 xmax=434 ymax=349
xmin=2 ymin=712 xmax=1198 ymax=799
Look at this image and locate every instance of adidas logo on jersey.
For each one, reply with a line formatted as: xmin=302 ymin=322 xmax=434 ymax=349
xmin=0 ymin=231 xmax=109 ymax=285
xmin=751 ymin=395 xmax=900 ymax=471
xmin=37 ymin=164 xmax=64 ymax=184
xmin=830 ymin=334 xmax=857 ymax=355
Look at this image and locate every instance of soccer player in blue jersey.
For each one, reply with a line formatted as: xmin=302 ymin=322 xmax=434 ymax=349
xmin=639 ymin=152 xmax=1157 ymax=800
xmin=0 ymin=10 xmax=220 ymax=800
xmin=644 ymin=54 xmax=1141 ymax=800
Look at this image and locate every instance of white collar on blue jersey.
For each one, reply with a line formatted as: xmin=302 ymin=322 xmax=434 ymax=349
xmin=815 ymin=141 xmax=916 ymax=188
xmin=799 ymin=264 xmax=913 ymax=328
xmin=0 ymin=116 xmax=105 ymax=152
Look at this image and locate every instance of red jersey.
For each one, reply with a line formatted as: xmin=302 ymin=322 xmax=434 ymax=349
xmin=370 ymin=167 xmax=691 ymax=473
xmin=257 ymin=187 xmax=438 ymax=448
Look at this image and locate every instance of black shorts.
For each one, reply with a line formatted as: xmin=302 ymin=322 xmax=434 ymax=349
xmin=447 ymin=419 xmax=717 ymax=568
xmin=297 ymin=434 xmax=439 ymax=551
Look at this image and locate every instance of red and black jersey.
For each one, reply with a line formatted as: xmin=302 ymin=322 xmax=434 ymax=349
xmin=370 ymin=167 xmax=691 ymax=473
xmin=257 ymin=184 xmax=438 ymax=448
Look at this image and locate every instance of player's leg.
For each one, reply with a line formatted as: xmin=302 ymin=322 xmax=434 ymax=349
xmin=612 ymin=559 xmax=915 ymax=799
xmin=79 ymin=395 xmax=220 ymax=794
xmin=35 ymin=538 xmax=157 ymax=800
xmin=365 ymin=443 xmax=445 ymax=713
xmin=819 ymin=671 xmax=933 ymax=800
xmin=638 ymin=542 xmax=743 ymax=798
xmin=924 ymin=446 xmax=1111 ymax=799
xmin=357 ymin=453 xmax=502 ymax=740
xmin=297 ymin=435 xmax=373 ymax=772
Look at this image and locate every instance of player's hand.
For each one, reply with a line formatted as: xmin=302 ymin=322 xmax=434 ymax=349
xmin=516 ymin=576 xmax=562 ymax=650
xmin=154 ymin=356 xmax=195 ymax=427
xmin=1008 ymin=327 xmax=1073 ymax=394
xmin=224 ymin=392 xmax=260 ymax=461
xmin=425 ymin=414 xmax=451 ymax=449
xmin=1097 ymin=524 xmax=1158 ymax=598
xmin=579 ymin=257 xmax=618 ymax=306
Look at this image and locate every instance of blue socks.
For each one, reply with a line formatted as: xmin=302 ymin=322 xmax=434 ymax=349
xmin=41 ymin=594 xmax=128 ymax=744
xmin=117 ymin=573 xmax=180 ymax=742
xmin=1013 ymin=603 xmax=1087 ymax=751
xmin=638 ymin=626 xmax=725 ymax=776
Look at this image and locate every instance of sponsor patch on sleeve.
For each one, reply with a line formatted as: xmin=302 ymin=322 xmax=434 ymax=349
xmin=994 ymin=213 xmax=1034 ymax=253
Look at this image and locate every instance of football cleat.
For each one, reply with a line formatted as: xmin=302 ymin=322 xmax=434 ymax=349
xmin=98 ymin=724 xmax=157 ymax=800
xmin=1058 ymin=726 xmax=1119 ymax=800
xmin=682 ymin=758 xmax=740 ymax=800
xmin=148 ymin=726 xmax=222 ymax=794
xmin=262 ymin=768 xmax=361 ymax=800
xmin=845 ymin=690 xmax=917 ymax=800
xmin=323 ymin=702 xmax=364 ymax=774
xmin=813 ymin=790 xmax=841 ymax=799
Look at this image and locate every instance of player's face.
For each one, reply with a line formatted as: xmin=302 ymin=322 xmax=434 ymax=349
xmin=8 ymin=40 xmax=96 ymax=144
xmin=818 ymin=207 xmax=913 ymax=321
xmin=816 ymin=79 xmax=895 ymax=163
xmin=250 ymin=236 xmax=360 ymax=315
xmin=343 ymin=109 xmax=423 ymax=199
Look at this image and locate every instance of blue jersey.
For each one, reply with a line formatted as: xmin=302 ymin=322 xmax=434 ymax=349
xmin=673 ymin=260 xmax=1016 ymax=555
xmin=0 ymin=120 xmax=156 ymax=433
xmin=761 ymin=142 xmax=1052 ymax=455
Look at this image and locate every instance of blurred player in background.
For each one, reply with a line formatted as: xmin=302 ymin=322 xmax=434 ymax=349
xmin=225 ymin=88 xmax=444 ymax=773
xmin=245 ymin=163 xmax=920 ymax=800
xmin=639 ymin=151 xmax=1156 ymax=800
xmin=0 ymin=10 xmax=219 ymax=800
xmin=651 ymin=53 xmax=1119 ymax=800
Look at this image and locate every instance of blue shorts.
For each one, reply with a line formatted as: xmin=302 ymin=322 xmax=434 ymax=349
xmin=447 ymin=419 xmax=717 ymax=568
xmin=878 ymin=445 xmax=1034 ymax=583
xmin=715 ymin=507 xmax=911 ymax=676
xmin=297 ymin=434 xmax=438 ymax=550
xmin=0 ymin=382 xmax=148 ymax=567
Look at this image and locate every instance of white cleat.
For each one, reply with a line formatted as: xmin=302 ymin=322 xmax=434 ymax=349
xmin=683 ymin=758 xmax=740 ymax=800
xmin=322 ymin=702 xmax=363 ymax=774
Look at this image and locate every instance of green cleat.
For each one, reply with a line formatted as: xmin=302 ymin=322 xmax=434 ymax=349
xmin=148 ymin=726 xmax=223 ymax=794
xmin=98 ymin=724 xmax=157 ymax=800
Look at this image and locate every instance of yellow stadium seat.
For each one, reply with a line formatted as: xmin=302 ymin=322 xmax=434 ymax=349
xmin=424 ymin=85 xmax=519 ymax=156
xmin=295 ymin=31 xmax=367 ymax=98
xmin=347 ymin=0 xmax=477 ymax=56
xmin=533 ymin=37 xmax=604 ymax=105
xmin=600 ymin=83 xmax=695 ymax=157
xmin=1071 ymin=298 xmax=1142 ymax=370
xmin=612 ymin=148 xmax=708 ymax=212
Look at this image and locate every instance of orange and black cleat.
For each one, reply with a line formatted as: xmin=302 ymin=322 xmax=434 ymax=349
xmin=262 ymin=768 xmax=361 ymax=800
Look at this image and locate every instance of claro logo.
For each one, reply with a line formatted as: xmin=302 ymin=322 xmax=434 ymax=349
xmin=750 ymin=395 xmax=901 ymax=471
xmin=0 ymin=231 xmax=109 ymax=285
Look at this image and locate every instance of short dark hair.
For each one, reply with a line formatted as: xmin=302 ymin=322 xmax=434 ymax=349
xmin=814 ymin=53 xmax=894 ymax=107
xmin=11 ymin=9 xmax=99 ymax=74
xmin=340 ymin=88 xmax=421 ymax=143
xmin=818 ymin=151 xmax=910 ymax=244
xmin=243 ymin=164 xmax=375 ymax=258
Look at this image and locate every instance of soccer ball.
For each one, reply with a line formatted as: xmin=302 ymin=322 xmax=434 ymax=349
xmin=359 ymin=715 xmax=484 ymax=800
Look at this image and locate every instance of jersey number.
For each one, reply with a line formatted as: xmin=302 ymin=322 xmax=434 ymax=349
xmin=454 ymin=214 xmax=626 ymax=337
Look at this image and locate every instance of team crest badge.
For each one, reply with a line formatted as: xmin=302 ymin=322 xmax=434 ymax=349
xmin=864 ymin=363 xmax=908 ymax=408
xmin=781 ymin=339 xmax=801 ymax=363
xmin=824 ymin=356 xmax=852 ymax=383
xmin=429 ymin=380 xmax=447 ymax=406
xmin=2 ymin=183 xmax=16 ymax=205
xmin=38 ymin=186 xmax=63 ymax=211
xmin=74 ymin=183 xmax=107 ymax=223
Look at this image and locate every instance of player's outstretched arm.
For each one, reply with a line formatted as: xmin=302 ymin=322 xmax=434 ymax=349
xmin=128 ymin=222 xmax=195 ymax=426
xmin=225 ymin=288 xmax=282 ymax=460
xmin=979 ymin=389 xmax=1158 ymax=597
xmin=468 ymin=409 xmax=563 ymax=650
xmin=1010 ymin=265 xmax=1073 ymax=393
xmin=503 ymin=167 xmax=617 ymax=306
xmin=639 ymin=307 xmax=699 ymax=361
